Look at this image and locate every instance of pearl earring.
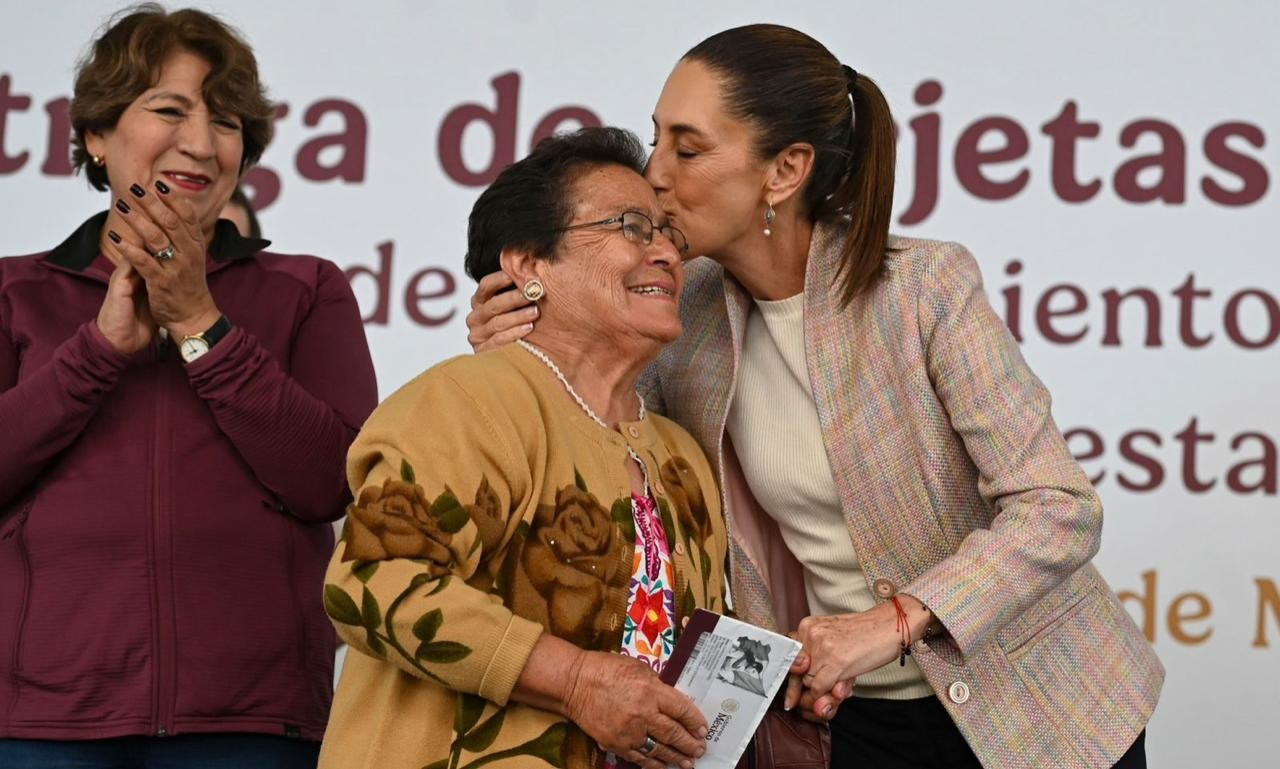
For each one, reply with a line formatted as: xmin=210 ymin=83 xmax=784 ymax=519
xmin=763 ymin=202 xmax=776 ymax=237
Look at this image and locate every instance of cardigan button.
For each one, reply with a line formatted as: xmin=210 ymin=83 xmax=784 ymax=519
xmin=681 ymin=615 xmax=690 ymax=629
xmin=674 ymin=542 xmax=687 ymax=557
xmin=948 ymin=681 xmax=970 ymax=704
xmin=873 ymin=578 xmax=896 ymax=598
xmin=627 ymin=426 xmax=641 ymax=438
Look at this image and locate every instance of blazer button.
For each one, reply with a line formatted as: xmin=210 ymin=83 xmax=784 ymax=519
xmin=948 ymin=681 xmax=970 ymax=705
xmin=873 ymin=578 xmax=896 ymax=598
xmin=627 ymin=426 xmax=641 ymax=438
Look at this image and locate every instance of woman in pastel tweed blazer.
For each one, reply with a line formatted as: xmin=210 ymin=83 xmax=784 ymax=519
xmin=468 ymin=24 xmax=1163 ymax=769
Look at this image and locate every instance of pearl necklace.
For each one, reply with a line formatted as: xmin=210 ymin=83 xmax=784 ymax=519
xmin=517 ymin=340 xmax=646 ymax=427
xmin=517 ymin=339 xmax=650 ymax=494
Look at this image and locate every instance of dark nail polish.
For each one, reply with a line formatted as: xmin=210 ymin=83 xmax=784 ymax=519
xmin=108 ymin=230 xmax=122 ymax=244
xmin=154 ymin=179 xmax=170 ymax=194
xmin=115 ymin=199 xmax=131 ymax=214
xmin=129 ymin=183 xmax=146 ymax=198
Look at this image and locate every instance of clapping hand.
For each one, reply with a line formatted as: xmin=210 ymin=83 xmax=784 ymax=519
xmin=103 ymin=180 xmax=222 ymax=341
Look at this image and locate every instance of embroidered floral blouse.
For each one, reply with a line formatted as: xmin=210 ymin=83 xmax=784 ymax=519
xmin=620 ymin=493 xmax=678 ymax=672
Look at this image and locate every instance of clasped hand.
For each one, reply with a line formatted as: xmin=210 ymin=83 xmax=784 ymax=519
xmin=97 ymin=181 xmax=221 ymax=354
xmin=783 ymin=602 xmax=912 ymax=722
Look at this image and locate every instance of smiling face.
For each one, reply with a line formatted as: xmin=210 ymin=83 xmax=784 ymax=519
xmin=86 ymin=49 xmax=244 ymax=239
xmin=537 ymin=164 xmax=685 ymax=350
xmin=646 ymin=59 xmax=771 ymax=260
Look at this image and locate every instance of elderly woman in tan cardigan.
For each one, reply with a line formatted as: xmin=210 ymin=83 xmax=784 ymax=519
xmin=319 ymin=128 xmax=726 ymax=769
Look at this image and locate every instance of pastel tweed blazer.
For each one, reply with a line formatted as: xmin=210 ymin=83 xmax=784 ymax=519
xmin=640 ymin=222 xmax=1164 ymax=769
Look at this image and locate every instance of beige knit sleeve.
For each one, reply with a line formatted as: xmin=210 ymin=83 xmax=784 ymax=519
xmin=323 ymin=366 xmax=543 ymax=705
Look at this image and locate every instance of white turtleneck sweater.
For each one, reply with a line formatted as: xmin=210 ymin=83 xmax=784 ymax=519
xmin=726 ymin=293 xmax=931 ymax=699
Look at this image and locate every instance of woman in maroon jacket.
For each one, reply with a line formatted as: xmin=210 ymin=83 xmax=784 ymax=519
xmin=0 ymin=7 xmax=376 ymax=768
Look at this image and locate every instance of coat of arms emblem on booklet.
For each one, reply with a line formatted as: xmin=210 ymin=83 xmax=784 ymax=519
xmin=626 ymin=609 xmax=802 ymax=769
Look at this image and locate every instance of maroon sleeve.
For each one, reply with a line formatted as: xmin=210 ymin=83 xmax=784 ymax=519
xmin=0 ymin=320 xmax=134 ymax=506
xmin=184 ymin=261 xmax=378 ymax=523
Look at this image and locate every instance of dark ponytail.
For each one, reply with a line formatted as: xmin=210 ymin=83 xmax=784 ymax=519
xmin=684 ymin=24 xmax=898 ymax=304
xmin=837 ymin=67 xmax=897 ymax=306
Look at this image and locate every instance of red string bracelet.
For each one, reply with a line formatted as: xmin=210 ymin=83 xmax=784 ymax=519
xmin=889 ymin=596 xmax=912 ymax=666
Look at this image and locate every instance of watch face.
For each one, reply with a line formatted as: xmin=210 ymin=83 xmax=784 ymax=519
xmin=180 ymin=337 xmax=210 ymax=362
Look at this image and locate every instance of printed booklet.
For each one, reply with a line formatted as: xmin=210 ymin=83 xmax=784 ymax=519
xmin=626 ymin=609 xmax=801 ymax=769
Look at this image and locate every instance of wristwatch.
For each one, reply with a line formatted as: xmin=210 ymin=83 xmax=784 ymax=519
xmin=178 ymin=315 xmax=233 ymax=363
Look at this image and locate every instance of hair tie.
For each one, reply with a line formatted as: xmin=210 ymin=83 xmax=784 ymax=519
xmin=841 ymin=64 xmax=859 ymax=93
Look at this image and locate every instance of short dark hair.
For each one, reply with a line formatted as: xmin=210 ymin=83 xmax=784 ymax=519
xmin=227 ymin=186 xmax=261 ymax=239
xmin=71 ymin=4 xmax=274 ymax=191
xmin=685 ymin=24 xmax=898 ymax=304
xmin=464 ymin=126 xmax=647 ymax=282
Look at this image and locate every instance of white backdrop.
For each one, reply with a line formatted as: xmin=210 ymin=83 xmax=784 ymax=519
xmin=3 ymin=2 xmax=1277 ymax=765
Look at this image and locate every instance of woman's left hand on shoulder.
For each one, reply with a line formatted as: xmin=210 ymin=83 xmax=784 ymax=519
xmin=109 ymin=182 xmax=221 ymax=338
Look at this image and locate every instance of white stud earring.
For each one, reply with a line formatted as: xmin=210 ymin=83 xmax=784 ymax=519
xmin=92 ymin=154 xmax=104 ymax=167
xmin=763 ymin=202 xmax=776 ymax=237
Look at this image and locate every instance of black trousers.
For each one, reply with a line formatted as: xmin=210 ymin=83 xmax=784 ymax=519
xmin=829 ymin=696 xmax=1146 ymax=769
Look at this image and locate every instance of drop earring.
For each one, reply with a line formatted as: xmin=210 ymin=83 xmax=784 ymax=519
xmin=522 ymin=279 xmax=545 ymax=302
xmin=763 ymin=202 xmax=776 ymax=237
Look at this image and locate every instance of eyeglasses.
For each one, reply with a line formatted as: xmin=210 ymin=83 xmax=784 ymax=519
xmin=557 ymin=210 xmax=689 ymax=255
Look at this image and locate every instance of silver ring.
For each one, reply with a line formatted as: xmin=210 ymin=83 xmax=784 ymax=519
xmin=637 ymin=736 xmax=658 ymax=756
xmin=154 ymin=244 xmax=176 ymax=262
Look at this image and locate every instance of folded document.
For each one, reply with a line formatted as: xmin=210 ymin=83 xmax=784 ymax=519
xmin=632 ymin=609 xmax=802 ymax=769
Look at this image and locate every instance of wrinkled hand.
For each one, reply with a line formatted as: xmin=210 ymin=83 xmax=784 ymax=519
xmin=786 ymin=606 xmax=906 ymax=721
xmin=466 ymin=271 xmax=539 ymax=352
xmin=565 ymin=651 xmax=707 ymax=769
xmin=783 ymin=634 xmax=855 ymax=723
xmin=95 ymin=259 xmax=156 ymax=355
xmin=108 ymin=181 xmax=221 ymax=338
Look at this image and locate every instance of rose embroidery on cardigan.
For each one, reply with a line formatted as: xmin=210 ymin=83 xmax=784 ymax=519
xmin=341 ymin=478 xmax=455 ymax=570
xmin=467 ymin=476 xmax=506 ymax=555
xmin=661 ymin=456 xmax=712 ymax=548
xmin=521 ymin=485 xmax=619 ymax=647
xmin=660 ymin=455 xmax=721 ymax=615
xmin=326 ymin=457 xmax=718 ymax=769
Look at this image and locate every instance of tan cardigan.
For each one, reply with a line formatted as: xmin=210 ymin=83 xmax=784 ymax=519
xmin=319 ymin=344 xmax=727 ymax=769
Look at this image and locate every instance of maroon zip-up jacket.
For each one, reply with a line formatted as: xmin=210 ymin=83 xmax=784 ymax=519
xmin=0 ymin=212 xmax=377 ymax=742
